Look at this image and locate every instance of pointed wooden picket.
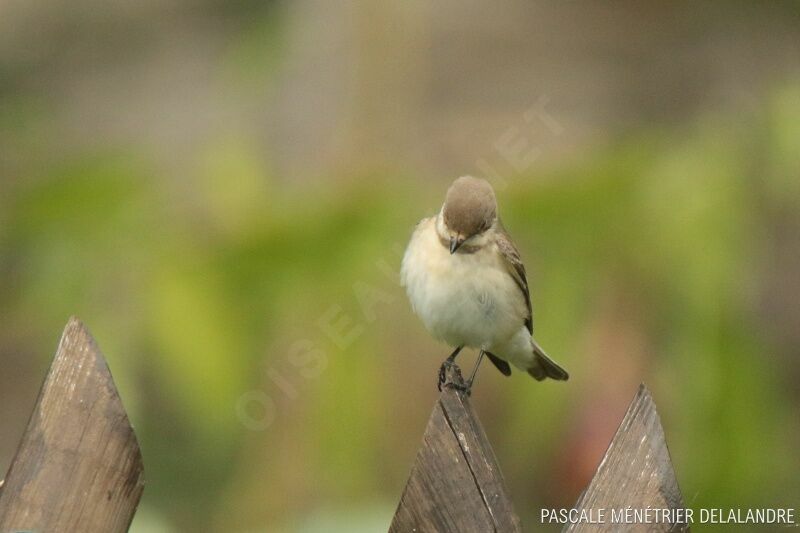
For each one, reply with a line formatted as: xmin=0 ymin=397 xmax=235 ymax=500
xmin=390 ymin=364 xmax=521 ymax=533
xmin=0 ymin=317 xmax=145 ymax=532
xmin=565 ymin=384 xmax=688 ymax=532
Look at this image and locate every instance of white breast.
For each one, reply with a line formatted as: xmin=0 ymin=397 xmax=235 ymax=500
xmin=400 ymin=217 xmax=527 ymax=350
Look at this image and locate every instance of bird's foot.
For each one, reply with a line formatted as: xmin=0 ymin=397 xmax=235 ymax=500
xmin=438 ymin=362 xmax=472 ymax=396
xmin=443 ymin=380 xmax=472 ymax=396
xmin=437 ymin=359 xmax=456 ymax=391
xmin=437 ymin=346 xmax=465 ymax=391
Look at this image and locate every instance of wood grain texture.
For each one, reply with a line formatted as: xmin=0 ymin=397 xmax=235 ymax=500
xmin=390 ymin=364 xmax=521 ymax=533
xmin=0 ymin=317 xmax=144 ymax=532
xmin=565 ymin=384 xmax=688 ymax=532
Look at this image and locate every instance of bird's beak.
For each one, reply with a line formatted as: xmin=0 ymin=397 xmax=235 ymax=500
xmin=450 ymin=236 xmax=462 ymax=254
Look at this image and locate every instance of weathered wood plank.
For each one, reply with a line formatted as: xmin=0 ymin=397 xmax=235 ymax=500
xmin=0 ymin=317 xmax=144 ymax=532
xmin=390 ymin=364 xmax=521 ymax=533
xmin=565 ymin=384 xmax=688 ymax=532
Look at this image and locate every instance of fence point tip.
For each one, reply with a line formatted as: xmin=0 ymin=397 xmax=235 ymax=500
xmin=441 ymin=363 xmax=468 ymax=396
xmin=64 ymin=315 xmax=88 ymax=335
xmin=637 ymin=382 xmax=654 ymax=400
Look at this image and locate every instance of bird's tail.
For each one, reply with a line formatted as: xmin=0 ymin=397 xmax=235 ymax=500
xmin=528 ymin=339 xmax=569 ymax=381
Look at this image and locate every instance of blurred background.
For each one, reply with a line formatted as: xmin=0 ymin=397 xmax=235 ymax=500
xmin=1 ymin=1 xmax=799 ymax=531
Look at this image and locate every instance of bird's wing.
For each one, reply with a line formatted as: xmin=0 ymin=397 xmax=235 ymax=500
xmin=495 ymin=221 xmax=533 ymax=333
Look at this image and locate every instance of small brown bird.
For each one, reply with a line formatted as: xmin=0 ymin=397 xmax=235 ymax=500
xmin=401 ymin=176 xmax=568 ymax=391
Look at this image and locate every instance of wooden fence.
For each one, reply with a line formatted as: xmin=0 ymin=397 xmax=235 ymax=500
xmin=0 ymin=318 xmax=688 ymax=532
xmin=0 ymin=318 xmax=143 ymax=532
xmin=391 ymin=365 xmax=690 ymax=532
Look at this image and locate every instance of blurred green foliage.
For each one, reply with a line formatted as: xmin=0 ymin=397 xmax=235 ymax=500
xmin=2 ymin=82 xmax=799 ymax=531
xmin=1 ymin=3 xmax=799 ymax=529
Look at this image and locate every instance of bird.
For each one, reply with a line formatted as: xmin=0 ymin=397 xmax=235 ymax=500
xmin=400 ymin=176 xmax=568 ymax=392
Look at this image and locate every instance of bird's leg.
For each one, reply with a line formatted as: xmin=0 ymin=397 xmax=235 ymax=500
xmin=463 ymin=350 xmax=486 ymax=394
xmin=445 ymin=345 xmax=463 ymax=364
xmin=438 ymin=346 xmax=464 ymax=391
xmin=444 ymin=350 xmax=485 ymax=395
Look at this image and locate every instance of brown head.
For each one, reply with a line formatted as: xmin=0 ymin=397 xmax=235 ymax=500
xmin=441 ymin=176 xmax=497 ymax=253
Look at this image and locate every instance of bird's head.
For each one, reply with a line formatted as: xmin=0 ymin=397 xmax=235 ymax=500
xmin=439 ymin=176 xmax=498 ymax=254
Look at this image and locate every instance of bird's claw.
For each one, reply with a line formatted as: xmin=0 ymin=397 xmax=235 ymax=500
xmin=444 ymin=380 xmax=472 ymax=396
xmin=437 ymin=358 xmax=456 ymax=391
xmin=438 ymin=360 xmax=472 ymax=395
xmin=437 ymin=363 xmax=448 ymax=391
